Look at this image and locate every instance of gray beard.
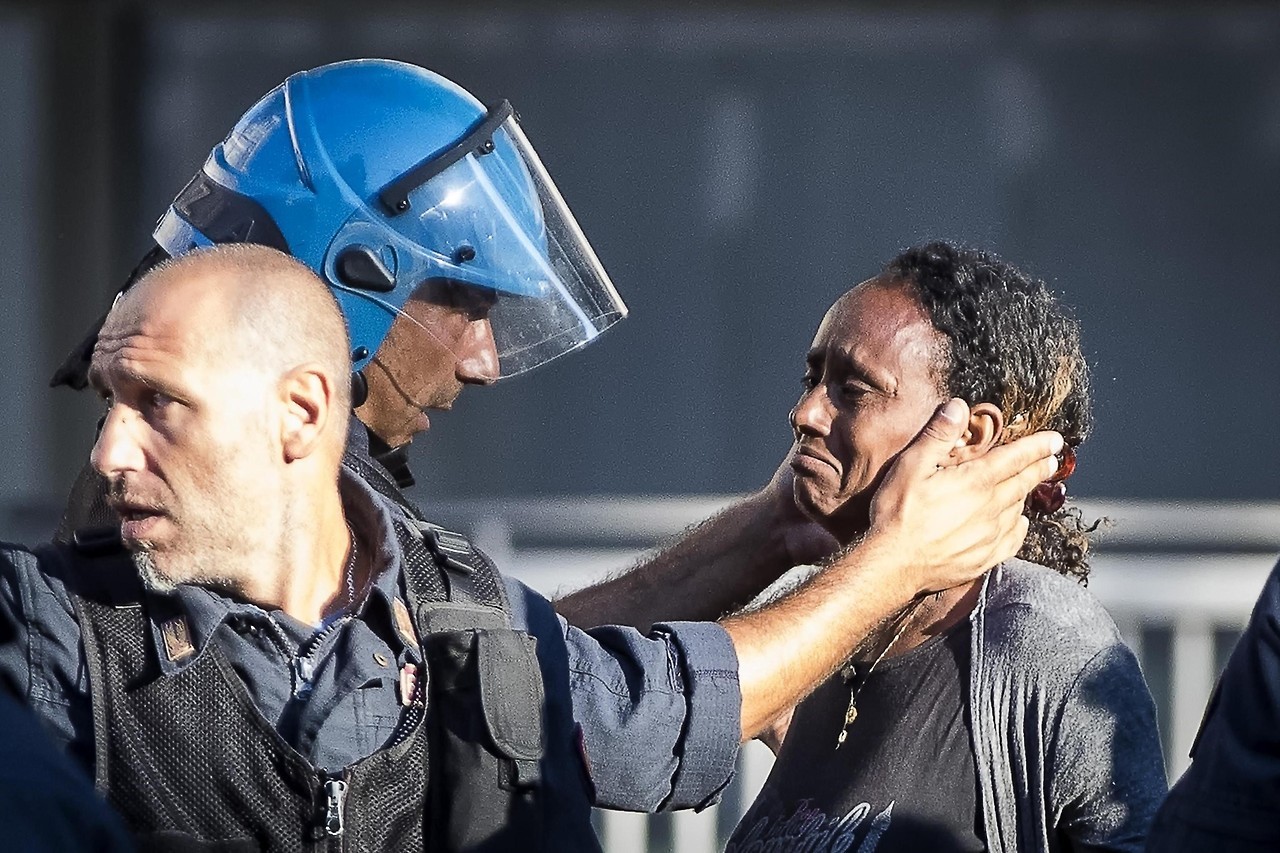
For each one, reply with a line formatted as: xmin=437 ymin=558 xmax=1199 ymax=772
xmin=132 ymin=545 xmax=242 ymax=599
xmin=132 ymin=548 xmax=175 ymax=594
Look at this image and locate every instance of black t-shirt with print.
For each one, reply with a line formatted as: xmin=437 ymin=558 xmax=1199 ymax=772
xmin=728 ymin=619 xmax=985 ymax=853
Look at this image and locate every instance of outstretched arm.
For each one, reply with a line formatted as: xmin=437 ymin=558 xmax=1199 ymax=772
xmin=723 ymin=399 xmax=1062 ymax=740
xmin=553 ymin=453 xmax=836 ymax=631
xmin=557 ymin=398 xmax=1060 ymax=645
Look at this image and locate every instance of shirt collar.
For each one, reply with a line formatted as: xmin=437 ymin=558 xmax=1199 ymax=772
xmin=341 ymin=463 xmax=409 ymax=619
xmin=147 ymin=463 xmax=416 ymax=677
xmin=347 ymin=415 xmax=417 ymax=490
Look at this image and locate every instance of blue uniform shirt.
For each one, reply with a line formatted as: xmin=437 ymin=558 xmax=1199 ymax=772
xmin=0 ymin=468 xmax=742 ymax=816
xmin=1147 ymin=555 xmax=1280 ymax=852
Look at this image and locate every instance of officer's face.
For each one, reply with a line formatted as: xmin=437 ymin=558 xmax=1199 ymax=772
xmin=789 ymin=277 xmax=948 ymax=540
xmin=355 ymin=280 xmax=499 ymax=448
xmin=89 ymin=271 xmax=280 ymax=591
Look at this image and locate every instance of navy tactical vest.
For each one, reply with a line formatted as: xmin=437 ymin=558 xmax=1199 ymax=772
xmin=39 ymin=449 xmax=575 ymax=852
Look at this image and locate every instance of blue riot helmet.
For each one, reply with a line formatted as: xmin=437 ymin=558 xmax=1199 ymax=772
xmin=151 ymin=59 xmax=627 ymax=377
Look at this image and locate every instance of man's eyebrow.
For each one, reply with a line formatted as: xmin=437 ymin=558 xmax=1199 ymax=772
xmin=130 ymin=369 xmax=188 ymax=401
xmin=88 ymin=362 xmax=188 ymax=402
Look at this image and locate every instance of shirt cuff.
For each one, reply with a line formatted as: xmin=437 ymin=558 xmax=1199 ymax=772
xmin=652 ymin=620 xmax=741 ymax=810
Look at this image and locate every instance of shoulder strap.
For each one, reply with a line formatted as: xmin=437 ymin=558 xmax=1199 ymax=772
xmin=343 ymin=447 xmax=514 ymax=624
xmin=33 ymin=527 xmax=141 ymax=607
xmin=342 ymin=449 xmax=423 ymax=521
xmin=394 ymin=520 xmax=511 ymax=633
xmin=37 ymin=530 xmax=147 ymax=797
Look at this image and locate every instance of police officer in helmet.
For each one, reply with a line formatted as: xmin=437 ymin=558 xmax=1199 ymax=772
xmin=54 ymin=58 xmax=626 ymax=502
xmin=52 ymin=58 xmax=1054 ymax=636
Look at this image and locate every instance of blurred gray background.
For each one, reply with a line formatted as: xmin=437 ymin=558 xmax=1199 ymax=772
xmin=1 ymin=3 xmax=1278 ymax=848
xmin=0 ymin=1 xmax=1277 ymax=526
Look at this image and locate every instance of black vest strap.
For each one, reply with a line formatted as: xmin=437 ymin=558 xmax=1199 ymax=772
xmin=391 ymin=520 xmax=545 ymax=789
xmin=343 ymin=447 xmax=514 ymax=620
xmin=343 ymin=447 xmax=545 ymax=800
xmin=341 ymin=448 xmax=418 ymax=519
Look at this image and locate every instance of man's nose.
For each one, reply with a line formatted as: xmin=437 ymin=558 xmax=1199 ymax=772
xmin=790 ymin=386 xmax=833 ymax=437
xmin=455 ymin=317 xmax=500 ymax=385
xmin=90 ymin=407 xmax=145 ymax=477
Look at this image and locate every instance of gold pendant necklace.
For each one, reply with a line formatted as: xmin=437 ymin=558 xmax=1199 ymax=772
xmin=835 ymin=602 xmax=919 ymax=749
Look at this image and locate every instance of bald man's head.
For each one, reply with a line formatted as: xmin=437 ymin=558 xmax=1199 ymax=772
xmin=115 ymin=244 xmax=353 ymax=414
xmin=89 ymin=244 xmax=354 ymax=593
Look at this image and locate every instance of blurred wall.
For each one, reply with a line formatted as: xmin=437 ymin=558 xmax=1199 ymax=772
xmin=2 ymin=3 xmax=1278 ymax=535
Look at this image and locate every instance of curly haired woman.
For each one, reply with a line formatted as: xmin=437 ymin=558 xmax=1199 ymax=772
xmin=727 ymin=241 xmax=1166 ymax=853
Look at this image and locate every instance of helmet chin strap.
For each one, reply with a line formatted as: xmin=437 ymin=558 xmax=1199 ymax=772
xmin=365 ymin=355 xmax=439 ymax=413
xmin=359 ymin=356 xmax=423 ymax=488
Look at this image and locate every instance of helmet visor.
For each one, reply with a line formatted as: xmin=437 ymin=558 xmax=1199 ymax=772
xmin=338 ymin=104 xmax=627 ymax=378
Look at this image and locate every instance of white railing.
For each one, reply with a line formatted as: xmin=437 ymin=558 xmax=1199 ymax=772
xmin=424 ymin=496 xmax=1280 ymax=853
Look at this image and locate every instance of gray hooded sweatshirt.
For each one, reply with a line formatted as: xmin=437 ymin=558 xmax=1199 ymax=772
xmin=972 ymin=559 xmax=1168 ymax=853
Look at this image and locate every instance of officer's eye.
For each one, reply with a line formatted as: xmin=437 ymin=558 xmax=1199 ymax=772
xmin=145 ymin=390 xmax=176 ymax=413
xmin=448 ymin=283 xmax=497 ymax=320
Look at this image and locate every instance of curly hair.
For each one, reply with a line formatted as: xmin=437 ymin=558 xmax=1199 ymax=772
xmin=885 ymin=240 xmax=1096 ymax=583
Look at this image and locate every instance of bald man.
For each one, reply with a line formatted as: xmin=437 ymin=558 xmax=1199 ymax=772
xmin=3 ymin=246 xmax=600 ymax=849
xmin=0 ymin=245 xmax=1062 ymax=850
xmin=88 ymin=246 xmax=355 ymax=618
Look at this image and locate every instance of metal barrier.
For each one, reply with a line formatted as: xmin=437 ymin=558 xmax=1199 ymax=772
xmin=423 ymin=496 xmax=1280 ymax=853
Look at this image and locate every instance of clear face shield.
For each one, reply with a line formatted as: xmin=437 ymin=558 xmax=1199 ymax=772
xmin=327 ymin=101 xmax=627 ymax=379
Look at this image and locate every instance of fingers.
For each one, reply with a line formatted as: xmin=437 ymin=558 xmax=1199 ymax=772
xmin=967 ymin=429 xmax=1064 ymax=509
xmin=980 ymin=430 xmax=1065 ymax=484
xmin=917 ymin=505 xmax=1028 ymax=594
xmin=918 ymin=397 xmax=970 ymax=442
xmin=991 ymin=452 xmax=1059 ymax=507
xmin=986 ymin=446 xmax=1063 ymax=513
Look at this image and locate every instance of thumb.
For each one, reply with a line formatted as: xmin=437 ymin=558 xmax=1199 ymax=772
xmin=907 ymin=398 xmax=970 ymax=464
xmin=868 ymin=397 xmax=971 ymax=532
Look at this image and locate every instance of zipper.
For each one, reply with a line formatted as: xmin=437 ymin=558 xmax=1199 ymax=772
xmin=322 ymin=772 xmax=347 ymax=838
xmin=382 ymin=649 xmax=427 ymax=751
xmin=291 ymin=615 xmax=353 ymax=698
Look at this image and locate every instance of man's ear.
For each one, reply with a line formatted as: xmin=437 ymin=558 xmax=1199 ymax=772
xmin=279 ymin=364 xmax=333 ymax=462
xmin=948 ymin=402 xmax=1004 ymax=463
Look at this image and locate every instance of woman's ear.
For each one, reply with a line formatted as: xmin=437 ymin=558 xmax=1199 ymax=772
xmin=949 ymin=402 xmax=1004 ymax=463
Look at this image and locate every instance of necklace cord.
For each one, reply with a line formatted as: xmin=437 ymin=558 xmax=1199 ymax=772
xmin=835 ymin=598 xmax=924 ymax=748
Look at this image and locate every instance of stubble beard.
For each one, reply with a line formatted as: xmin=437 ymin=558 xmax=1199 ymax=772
xmin=131 ymin=536 xmax=245 ymax=598
xmin=131 ymin=546 xmax=174 ymax=594
xmin=129 ymin=484 xmax=273 ymax=599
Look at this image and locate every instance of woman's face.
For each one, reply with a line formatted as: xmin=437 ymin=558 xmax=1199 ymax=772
xmin=788 ymin=277 xmax=950 ymax=538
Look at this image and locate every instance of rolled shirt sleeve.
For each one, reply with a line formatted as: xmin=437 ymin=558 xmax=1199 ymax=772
xmin=563 ymin=617 xmax=742 ymax=812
